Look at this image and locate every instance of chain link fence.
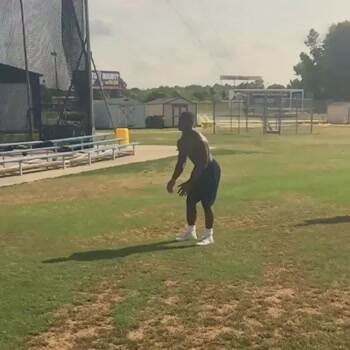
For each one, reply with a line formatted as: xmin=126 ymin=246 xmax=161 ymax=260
xmin=197 ymin=98 xmax=319 ymax=135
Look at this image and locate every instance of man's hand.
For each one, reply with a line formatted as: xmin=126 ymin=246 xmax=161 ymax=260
xmin=167 ymin=179 xmax=176 ymax=194
xmin=177 ymin=181 xmax=192 ymax=197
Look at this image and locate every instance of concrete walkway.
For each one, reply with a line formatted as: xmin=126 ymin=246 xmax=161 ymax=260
xmin=0 ymin=145 xmax=177 ymax=188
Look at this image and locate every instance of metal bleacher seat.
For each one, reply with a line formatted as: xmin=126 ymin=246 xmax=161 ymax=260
xmin=0 ymin=133 xmax=139 ymax=177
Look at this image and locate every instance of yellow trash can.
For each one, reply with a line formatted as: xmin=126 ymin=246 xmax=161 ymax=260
xmin=115 ymin=128 xmax=129 ymax=145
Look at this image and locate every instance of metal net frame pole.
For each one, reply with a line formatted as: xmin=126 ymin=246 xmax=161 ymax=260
xmin=50 ymin=51 xmax=59 ymax=91
xmin=84 ymin=0 xmax=94 ymax=133
xmin=19 ymin=0 xmax=34 ymax=140
xmin=62 ymin=0 xmax=94 ymax=134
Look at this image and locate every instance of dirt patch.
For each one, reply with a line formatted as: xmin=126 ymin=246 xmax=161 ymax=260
xmin=127 ymin=328 xmax=144 ymax=342
xmin=29 ymin=282 xmax=122 ymax=350
xmin=164 ymin=280 xmax=178 ymax=288
xmin=297 ymin=307 xmax=322 ymax=316
xmin=275 ymin=288 xmax=295 ymax=299
xmin=27 ymin=272 xmax=350 ymax=350
xmin=120 ymin=272 xmax=350 ymax=349
xmin=162 ymin=296 xmax=180 ymax=305
xmin=267 ymin=306 xmax=284 ymax=318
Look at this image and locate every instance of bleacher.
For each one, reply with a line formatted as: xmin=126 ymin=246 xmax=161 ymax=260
xmin=0 ymin=133 xmax=138 ymax=177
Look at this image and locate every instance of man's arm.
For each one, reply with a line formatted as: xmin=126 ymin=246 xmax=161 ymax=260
xmin=167 ymin=140 xmax=187 ymax=193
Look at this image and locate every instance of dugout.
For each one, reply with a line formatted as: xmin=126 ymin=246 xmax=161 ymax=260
xmin=0 ymin=63 xmax=42 ymax=133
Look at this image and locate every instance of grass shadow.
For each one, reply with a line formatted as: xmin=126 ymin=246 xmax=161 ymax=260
xmin=43 ymin=240 xmax=196 ymax=264
xmin=296 ymin=215 xmax=350 ymax=227
xmin=212 ymin=149 xmax=266 ymax=156
xmin=76 ymin=157 xmax=174 ymax=177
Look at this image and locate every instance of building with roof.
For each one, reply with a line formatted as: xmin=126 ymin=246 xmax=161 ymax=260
xmin=0 ymin=63 xmax=42 ymax=133
xmin=94 ymin=96 xmax=145 ymax=129
xmin=327 ymin=102 xmax=350 ymax=124
xmin=145 ymin=97 xmax=197 ymax=128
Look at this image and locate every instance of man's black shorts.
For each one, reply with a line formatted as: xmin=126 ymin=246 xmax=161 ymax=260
xmin=188 ymin=159 xmax=221 ymax=206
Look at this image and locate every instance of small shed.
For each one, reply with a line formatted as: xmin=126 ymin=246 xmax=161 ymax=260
xmin=94 ymin=97 xmax=145 ymax=129
xmin=0 ymin=63 xmax=42 ymax=133
xmin=327 ymin=102 xmax=350 ymax=124
xmin=145 ymin=97 xmax=197 ymax=128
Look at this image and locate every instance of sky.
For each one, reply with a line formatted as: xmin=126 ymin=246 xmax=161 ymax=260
xmin=89 ymin=0 xmax=350 ymax=89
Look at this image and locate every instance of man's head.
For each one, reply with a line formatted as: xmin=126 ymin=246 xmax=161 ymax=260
xmin=178 ymin=111 xmax=195 ymax=132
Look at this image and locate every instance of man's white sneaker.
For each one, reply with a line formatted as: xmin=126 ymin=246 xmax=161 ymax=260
xmin=175 ymin=231 xmax=197 ymax=241
xmin=196 ymin=236 xmax=214 ymax=246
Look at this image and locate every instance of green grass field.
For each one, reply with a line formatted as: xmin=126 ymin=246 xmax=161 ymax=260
xmin=1 ymin=126 xmax=350 ymax=349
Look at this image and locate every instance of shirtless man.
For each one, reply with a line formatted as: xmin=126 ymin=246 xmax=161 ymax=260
xmin=167 ymin=111 xmax=221 ymax=246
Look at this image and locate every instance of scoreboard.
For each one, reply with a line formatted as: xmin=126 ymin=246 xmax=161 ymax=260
xmin=92 ymin=71 xmax=121 ymax=90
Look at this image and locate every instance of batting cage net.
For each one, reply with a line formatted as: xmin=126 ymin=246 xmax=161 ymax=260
xmin=0 ymin=0 xmax=93 ymax=139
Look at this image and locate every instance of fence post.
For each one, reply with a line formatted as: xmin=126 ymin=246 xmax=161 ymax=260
xmin=263 ymin=93 xmax=267 ymax=135
xmin=278 ymin=98 xmax=282 ymax=135
xmin=237 ymin=101 xmax=241 ymax=135
xmin=213 ymin=101 xmax=216 ymax=135
xmin=244 ymin=101 xmax=248 ymax=133
xmin=230 ymin=100 xmax=233 ymax=133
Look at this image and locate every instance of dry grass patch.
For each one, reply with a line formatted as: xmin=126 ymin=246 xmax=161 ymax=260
xmin=29 ymin=282 xmax=122 ymax=350
xmin=120 ymin=270 xmax=350 ymax=349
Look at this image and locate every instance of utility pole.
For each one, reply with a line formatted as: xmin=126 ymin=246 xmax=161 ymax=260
xmin=50 ymin=51 xmax=59 ymax=90
xmin=19 ymin=0 xmax=34 ymax=140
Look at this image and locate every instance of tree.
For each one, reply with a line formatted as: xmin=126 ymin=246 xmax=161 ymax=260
xmin=293 ymin=21 xmax=350 ymax=100
xmin=305 ymin=28 xmax=323 ymax=62
xmin=267 ymin=84 xmax=285 ymax=89
xmin=292 ymin=28 xmax=324 ymax=99
xmin=193 ymin=90 xmax=210 ymax=101
xmin=322 ymin=21 xmax=350 ymax=100
xmin=236 ymin=80 xmax=264 ymax=89
xmin=145 ymin=90 xmax=167 ymax=102
xmin=287 ymin=79 xmax=303 ymax=89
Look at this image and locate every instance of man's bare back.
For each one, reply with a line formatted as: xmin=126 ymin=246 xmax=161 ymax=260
xmin=177 ymin=129 xmax=212 ymax=169
xmin=167 ymin=112 xmax=221 ymax=246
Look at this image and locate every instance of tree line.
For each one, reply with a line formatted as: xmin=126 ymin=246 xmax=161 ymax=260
xmin=126 ymin=21 xmax=350 ymax=103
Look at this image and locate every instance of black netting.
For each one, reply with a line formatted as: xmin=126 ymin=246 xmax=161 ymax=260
xmin=0 ymin=0 xmax=92 ymax=137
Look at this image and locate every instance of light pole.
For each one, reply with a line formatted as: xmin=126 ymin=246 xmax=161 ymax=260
xmin=50 ymin=50 xmax=59 ymax=90
xmin=19 ymin=0 xmax=34 ymax=140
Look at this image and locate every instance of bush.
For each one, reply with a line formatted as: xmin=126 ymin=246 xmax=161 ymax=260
xmin=146 ymin=115 xmax=164 ymax=129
